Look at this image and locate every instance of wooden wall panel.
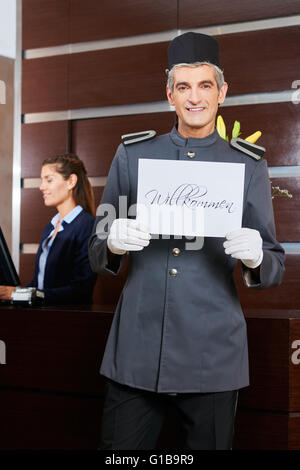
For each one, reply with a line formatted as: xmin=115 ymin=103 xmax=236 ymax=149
xmin=22 ymin=31 xmax=300 ymax=115
xmin=234 ymin=255 xmax=299 ymax=310
xmin=238 ymin=316 xmax=290 ymax=411
xmin=0 ymin=307 xmax=109 ymax=396
xmin=234 ymin=409 xmax=300 ymax=450
xmin=179 ymin=0 xmax=300 ymax=29
xmin=0 ymin=389 xmax=102 ymax=449
xmin=22 ymin=0 xmax=69 ymax=50
xmin=21 ymin=121 xmax=69 ymax=177
xmin=219 ymin=27 xmax=300 ymax=95
xmin=233 ymin=409 xmax=289 ymax=450
xmin=71 ymin=112 xmax=175 ymax=176
xmin=70 ymin=0 xmax=177 ymax=43
xmin=69 ymin=43 xmax=168 ymax=109
xmin=22 ymin=55 xmax=68 ymax=113
xmin=19 ymin=253 xmax=35 ymax=286
xmin=271 ymin=177 xmax=300 ymax=242
xmin=218 ymin=102 xmax=300 ymax=167
xmin=69 ymin=27 xmax=300 ymax=109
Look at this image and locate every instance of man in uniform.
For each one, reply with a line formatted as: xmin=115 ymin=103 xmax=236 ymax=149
xmin=88 ymin=32 xmax=285 ymax=450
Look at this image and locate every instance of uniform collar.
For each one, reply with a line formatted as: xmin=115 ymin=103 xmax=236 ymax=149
xmin=169 ymin=125 xmax=219 ymax=148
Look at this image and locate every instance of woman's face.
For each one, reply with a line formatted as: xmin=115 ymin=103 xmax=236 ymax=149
xmin=40 ymin=164 xmax=74 ymax=208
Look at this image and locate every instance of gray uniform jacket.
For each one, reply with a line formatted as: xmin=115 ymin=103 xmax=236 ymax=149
xmin=89 ymin=126 xmax=285 ymax=393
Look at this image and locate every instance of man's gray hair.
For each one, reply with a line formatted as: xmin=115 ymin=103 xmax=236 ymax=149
xmin=166 ymin=62 xmax=225 ymax=92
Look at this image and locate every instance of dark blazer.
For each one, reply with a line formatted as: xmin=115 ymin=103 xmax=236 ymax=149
xmin=30 ymin=210 xmax=97 ymax=304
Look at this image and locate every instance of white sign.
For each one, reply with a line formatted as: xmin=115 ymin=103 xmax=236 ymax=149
xmin=137 ymin=159 xmax=245 ymax=237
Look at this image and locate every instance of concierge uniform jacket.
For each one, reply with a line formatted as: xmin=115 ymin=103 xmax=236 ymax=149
xmin=30 ymin=210 xmax=97 ymax=304
xmin=88 ymin=126 xmax=285 ymax=393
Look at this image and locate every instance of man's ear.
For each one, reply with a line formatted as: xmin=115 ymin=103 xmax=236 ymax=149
xmin=166 ymin=85 xmax=175 ymax=106
xmin=218 ymin=82 xmax=228 ymax=105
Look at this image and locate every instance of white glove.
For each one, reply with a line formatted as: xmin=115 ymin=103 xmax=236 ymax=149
xmin=107 ymin=218 xmax=151 ymax=255
xmin=223 ymin=228 xmax=263 ymax=269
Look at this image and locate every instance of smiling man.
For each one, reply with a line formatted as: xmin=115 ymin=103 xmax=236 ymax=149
xmin=89 ymin=32 xmax=285 ymax=450
xmin=166 ymin=64 xmax=227 ymax=138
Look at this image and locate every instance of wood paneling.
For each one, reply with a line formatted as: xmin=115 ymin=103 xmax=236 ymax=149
xmin=238 ymin=314 xmax=290 ymax=411
xmin=21 ymin=122 xmax=69 ymax=177
xmin=179 ymin=0 xmax=300 ymax=29
xmin=218 ymin=102 xmax=300 ymax=167
xmin=219 ymin=27 xmax=300 ymax=95
xmin=22 ymin=55 xmax=68 ymax=113
xmin=93 ymin=187 xmax=104 ymax=209
xmin=70 ymin=0 xmax=177 ymax=43
xmin=0 ymin=306 xmax=111 ymax=396
xmin=69 ymin=43 xmax=168 ymax=109
xmin=272 ymin=177 xmax=300 ymax=242
xmin=22 ymin=0 xmax=69 ymax=50
xmin=19 ymin=253 xmax=35 ymax=286
xmin=71 ymin=27 xmax=300 ymax=110
xmin=234 ymin=409 xmax=290 ymax=450
xmin=234 ymin=408 xmax=300 ymax=450
xmin=22 ymin=28 xmax=300 ymax=113
xmin=0 ymin=389 xmax=103 ymax=449
xmin=71 ymin=113 xmax=175 ymax=176
xmin=235 ymin=255 xmax=299 ymax=310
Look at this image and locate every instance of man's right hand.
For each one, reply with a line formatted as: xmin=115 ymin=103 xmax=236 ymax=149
xmin=107 ymin=218 xmax=151 ymax=255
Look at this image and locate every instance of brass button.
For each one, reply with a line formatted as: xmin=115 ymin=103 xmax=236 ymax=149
xmin=187 ymin=151 xmax=195 ymax=158
xmin=172 ymin=248 xmax=181 ymax=256
xmin=169 ymin=268 xmax=178 ymax=276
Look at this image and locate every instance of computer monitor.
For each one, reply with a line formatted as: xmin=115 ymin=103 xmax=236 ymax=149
xmin=0 ymin=226 xmax=20 ymax=286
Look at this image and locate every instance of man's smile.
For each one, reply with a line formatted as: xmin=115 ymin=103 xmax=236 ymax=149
xmin=185 ymin=105 xmax=206 ymax=112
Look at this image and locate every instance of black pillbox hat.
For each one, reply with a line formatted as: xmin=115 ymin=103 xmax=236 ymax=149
xmin=168 ymin=32 xmax=220 ymax=69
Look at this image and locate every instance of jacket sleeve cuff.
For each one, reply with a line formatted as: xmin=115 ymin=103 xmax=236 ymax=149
xmin=103 ymin=244 xmax=127 ymax=275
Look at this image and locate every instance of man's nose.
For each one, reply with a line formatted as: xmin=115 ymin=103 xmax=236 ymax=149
xmin=188 ymin=87 xmax=202 ymax=104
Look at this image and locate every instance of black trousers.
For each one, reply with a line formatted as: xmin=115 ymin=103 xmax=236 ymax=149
xmin=100 ymin=380 xmax=238 ymax=450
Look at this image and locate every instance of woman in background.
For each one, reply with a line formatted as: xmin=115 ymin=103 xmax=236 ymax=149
xmin=0 ymin=154 xmax=97 ymax=304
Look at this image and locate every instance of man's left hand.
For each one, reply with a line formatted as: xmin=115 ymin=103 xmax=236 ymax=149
xmin=223 ymin=228 xmax=263 ymax=269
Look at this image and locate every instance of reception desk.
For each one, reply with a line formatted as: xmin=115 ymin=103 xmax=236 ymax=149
xmin=0 ymin=304 xmax=300 ymax=449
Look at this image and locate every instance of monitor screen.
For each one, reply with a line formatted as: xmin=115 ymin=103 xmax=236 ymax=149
xmin=0 ymin=227 xmax=20 ymax=286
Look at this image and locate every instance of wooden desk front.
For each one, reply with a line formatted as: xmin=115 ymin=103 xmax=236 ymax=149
xmin=1 ymin=305 xmax=300 ymax=449
xmin=0 ymin=304 xmax=112 ymax=449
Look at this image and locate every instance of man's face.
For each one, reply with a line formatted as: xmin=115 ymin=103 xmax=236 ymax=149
xmin=166 ymin=65 xmax=228 ymax=138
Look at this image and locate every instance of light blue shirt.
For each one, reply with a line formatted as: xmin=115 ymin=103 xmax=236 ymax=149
xmin=37 ymin=205 xmax=83 ymax=290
